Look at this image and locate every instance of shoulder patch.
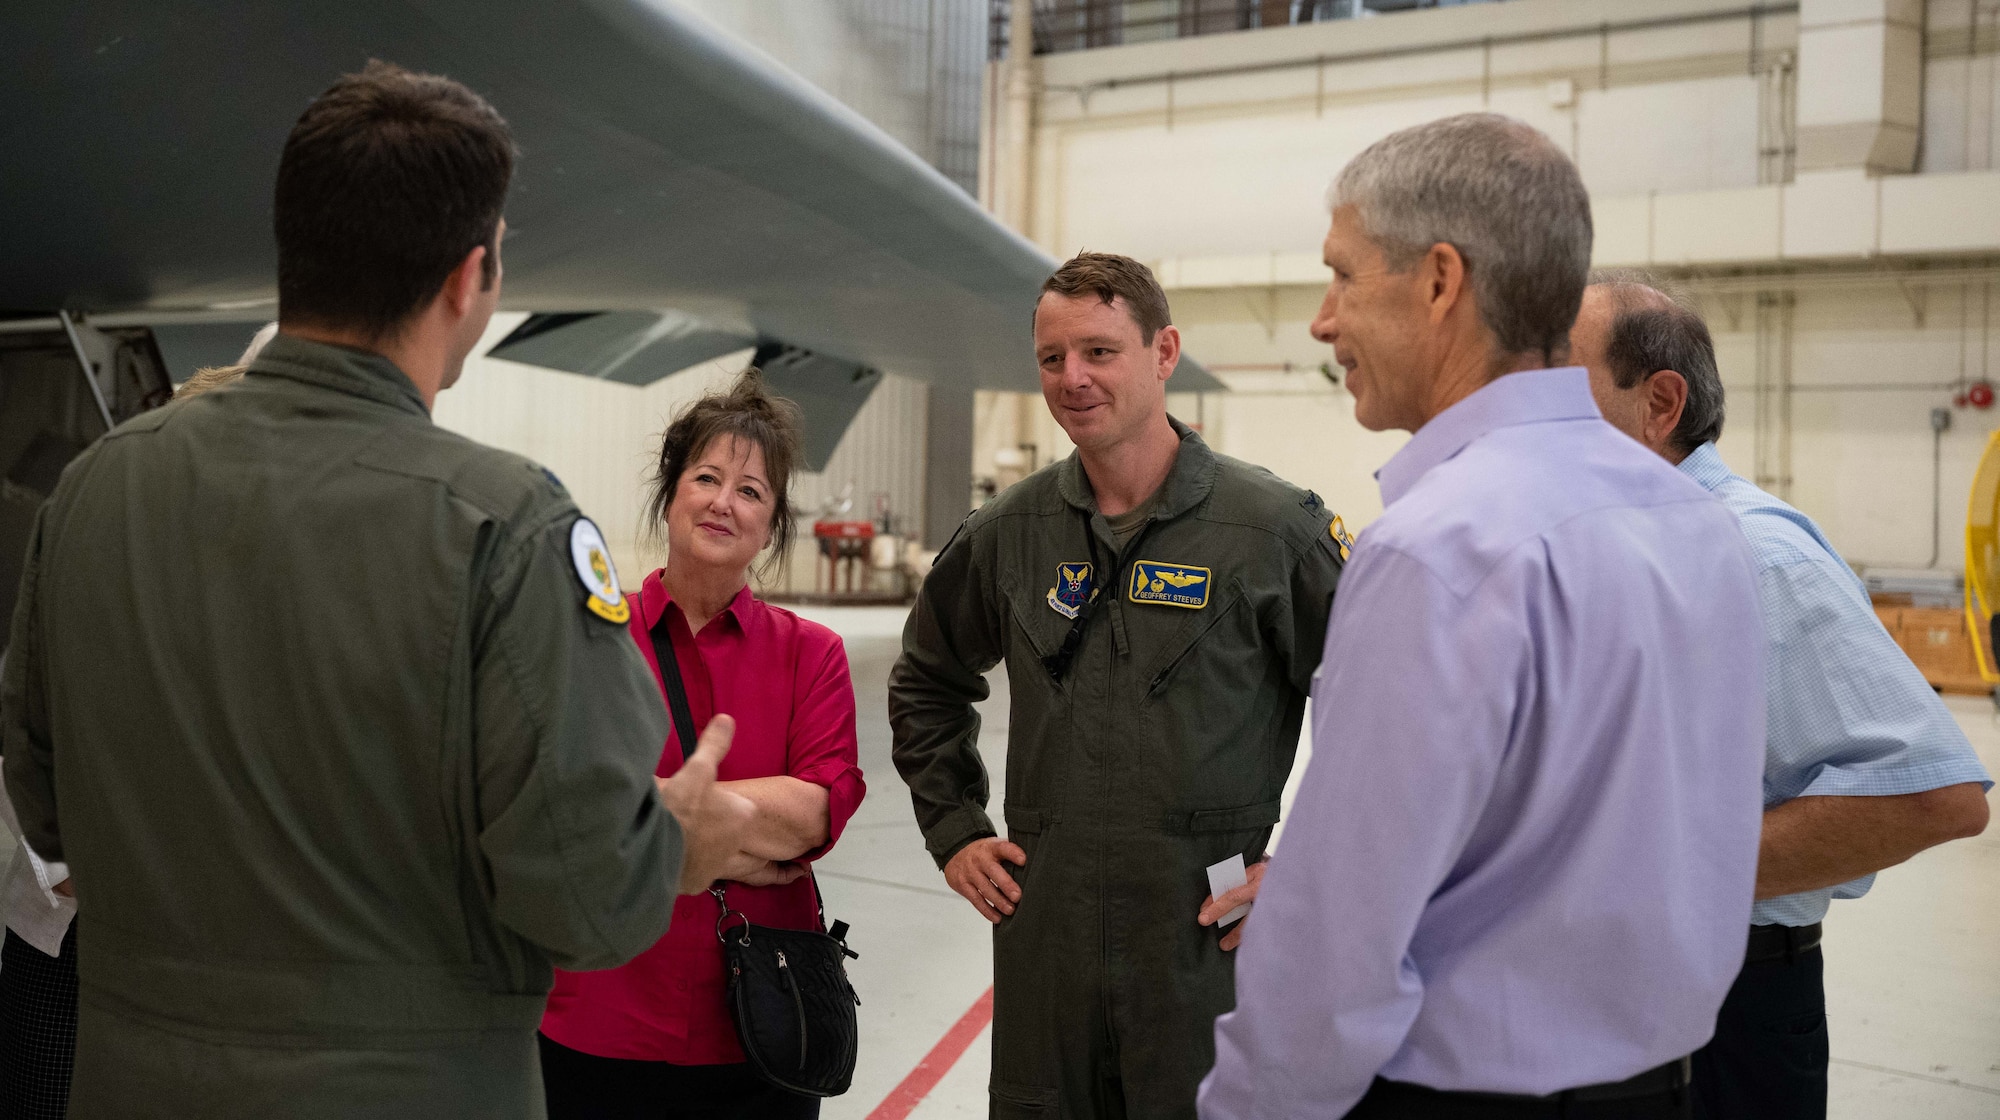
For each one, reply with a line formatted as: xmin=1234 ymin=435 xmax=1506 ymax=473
xmin=1328 ymin=515 xmax=1353 ymax=562
xmin=569 ymin=517 xmax=629 ymax=623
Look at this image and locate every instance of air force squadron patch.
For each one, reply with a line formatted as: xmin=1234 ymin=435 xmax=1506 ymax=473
xmin=1129 ymin=560 xmax=1211 ymax=609
xmin=569 ymin=517 xmax=630 ymax=624
xmin=1046 ymin=562 xmax=1095 ymax=619
xmin=1329 ymin=515 xmax=1354 ymax=562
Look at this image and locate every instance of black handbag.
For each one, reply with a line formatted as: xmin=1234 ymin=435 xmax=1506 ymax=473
xmin=648 ymin=612 xmax=861 ymax=1097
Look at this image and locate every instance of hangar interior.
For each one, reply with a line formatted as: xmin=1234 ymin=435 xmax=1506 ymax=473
xmin=425 ymin=7 xmax=2000 ymax=1113
xmin=3 ymin=1 xmax=1998 ymax=1118
xmin=429 ymin=4 xmax=2000 ymax=1117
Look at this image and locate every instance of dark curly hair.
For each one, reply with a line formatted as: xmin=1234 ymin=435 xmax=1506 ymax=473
xmin=643 ymin=369 xmax=804 ymax=576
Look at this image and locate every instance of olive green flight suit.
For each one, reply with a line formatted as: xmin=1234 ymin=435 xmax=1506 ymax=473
xmin=0 ymin=336 xmax=682 ymax=1119
xmin=890 ymin=420 xmax=1345 ymax=1119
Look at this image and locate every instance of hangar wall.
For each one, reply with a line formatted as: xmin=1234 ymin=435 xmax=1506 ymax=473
xmin=977 ymin=0 xmax=2000 ymax=571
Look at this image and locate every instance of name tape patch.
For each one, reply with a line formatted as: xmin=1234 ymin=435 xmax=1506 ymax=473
xmin=1128 ymin=560 xmax=1211 ymax=609
xmin=569 ymin=517 xmax=630 ymax=623
xmin=1046 ymin=561 xmax=1095 ymax=619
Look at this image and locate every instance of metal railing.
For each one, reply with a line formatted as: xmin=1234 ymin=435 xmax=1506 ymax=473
xmin=990 ymin=0 xmax=1509 ymax=59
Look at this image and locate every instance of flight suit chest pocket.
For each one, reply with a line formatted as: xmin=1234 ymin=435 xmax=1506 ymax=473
xmin=1001 ymin=573 xmax=1077 ymax=664
xmin=1139 ymin=578 xmax=1250 ymax=697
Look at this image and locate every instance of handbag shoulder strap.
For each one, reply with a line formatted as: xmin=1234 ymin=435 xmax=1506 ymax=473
xmin=646 ymin=608 xmax=699 ymax=763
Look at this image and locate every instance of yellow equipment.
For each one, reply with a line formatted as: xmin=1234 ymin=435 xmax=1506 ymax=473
xmin=1964 ymin=429 xmax=2000 ymax=683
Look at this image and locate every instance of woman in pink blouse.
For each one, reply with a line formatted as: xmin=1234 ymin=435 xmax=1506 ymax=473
xmin=539 ymin=372 xmax=865 ymax=1119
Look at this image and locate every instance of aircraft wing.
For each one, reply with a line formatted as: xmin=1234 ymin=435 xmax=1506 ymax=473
xmin=0 ymin=0 xmax=1223 ymax=404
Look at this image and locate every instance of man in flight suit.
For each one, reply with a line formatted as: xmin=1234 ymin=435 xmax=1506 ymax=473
xmin=1 ymin=63 xmax=749 ymax=1118
xmin=890 ymin=253 xmax=1347 ymax=1118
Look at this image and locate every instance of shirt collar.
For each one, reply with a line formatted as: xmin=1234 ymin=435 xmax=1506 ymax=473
xmin=246 ymin=333 xmax=429 ymax=417
xmin=1056 ymin=415 xmax=1218 ymax=520
xmin=1375 ymin=367 xmax=1601 ymax=507
xmin=639 ymin=569 xmax=756 ymax=634
xmin=1674 ymin=441 xmax=1731 ymax=493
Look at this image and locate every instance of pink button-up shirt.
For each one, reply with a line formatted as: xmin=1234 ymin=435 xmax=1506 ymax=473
xmin=540 ymin=571 xmax=865 ymax=1064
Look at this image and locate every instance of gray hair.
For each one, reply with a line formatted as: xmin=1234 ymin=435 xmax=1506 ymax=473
xmin=1330 ymin=113 xmax=1592 ymax=363
xmin=1588 ymin=269 xmax=1725 ymax=454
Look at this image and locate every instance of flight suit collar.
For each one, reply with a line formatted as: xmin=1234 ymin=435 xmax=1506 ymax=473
xmin=1056 ymin=416 xmax=1217 ymax=524
xmin=249 ymin=333 xmax=431 ymax=418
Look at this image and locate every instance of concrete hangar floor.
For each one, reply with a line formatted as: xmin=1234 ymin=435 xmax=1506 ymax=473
xmin=0 ymin=605 xmax=1983 ymax=1116
xmin=790 ymin=606 xmax=2000 ymax=1120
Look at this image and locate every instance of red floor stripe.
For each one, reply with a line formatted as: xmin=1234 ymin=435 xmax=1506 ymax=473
xmin=865 ymin=985 xmax=996 ymax=1120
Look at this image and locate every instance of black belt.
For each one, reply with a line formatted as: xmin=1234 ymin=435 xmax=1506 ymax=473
xmin=1745 ymin=922 xmax=1822 ymax=965
xmin=1360 ymin=1056 xmax=1688 ymax=1112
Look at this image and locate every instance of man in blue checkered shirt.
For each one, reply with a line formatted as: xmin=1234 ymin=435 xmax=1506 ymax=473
xmin=1571 ymin=274 xmax=1992 ymax=1120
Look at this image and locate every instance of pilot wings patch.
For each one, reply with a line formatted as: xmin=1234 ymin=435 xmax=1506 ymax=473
xmin=1128 ymin=560 xmax=1211 ymax=609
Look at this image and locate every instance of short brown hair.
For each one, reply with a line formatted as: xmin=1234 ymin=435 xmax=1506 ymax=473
xmin=1037 ymin=252 xmax=1172 ymax=343
xmin=276 ymin=61 xmax=515 ymax=340
xmin=643 ymin=370 xmax=805 ymax=575
xmin=176 ymin=365 xmax=247 ymax=398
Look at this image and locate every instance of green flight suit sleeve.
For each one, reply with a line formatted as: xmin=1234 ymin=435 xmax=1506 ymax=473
xmin=889 ymin=520 xmax=1006 ymax=868
xmin=1273 ymin=516 xmax=1346 ymax=695
xmin=470 ymin=512 xmax=682 ymax=971
xmin=2 ymin=501 xmax=60 ymax=861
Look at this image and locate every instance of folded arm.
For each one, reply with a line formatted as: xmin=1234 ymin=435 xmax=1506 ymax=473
xmin=719 ymin=776 xmax=830 ymax=861
xmin=1754 ymin=560 xmax=1994 ymax=901
xmin=1757 ymin=784 xmax=1989 ymax=899
xmin=714 ymin=632 xmax=865 ymax=886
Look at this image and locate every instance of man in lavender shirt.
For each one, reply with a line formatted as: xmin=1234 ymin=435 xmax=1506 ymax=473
xmin=1199 ymin=114 xmax=1767 ymax=1120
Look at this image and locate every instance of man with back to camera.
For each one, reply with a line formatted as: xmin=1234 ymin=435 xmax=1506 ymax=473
xmin=0 ymin=62 xmax=752 ymax=1118
xmin=890 ymin=252 xmax=1348 ymax=1118
xmin=1201 ymin=114 xmax=1769 ymax=1120
xmin=1570 ymin=273 xmax=1991 ymax=1120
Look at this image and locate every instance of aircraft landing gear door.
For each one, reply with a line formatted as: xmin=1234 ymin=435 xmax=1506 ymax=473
xmin=0 ymin=316 xmax=175 ymax=648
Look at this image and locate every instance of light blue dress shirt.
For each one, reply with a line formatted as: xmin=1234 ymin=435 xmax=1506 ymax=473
xmin=1201 ymin=368 xmax=1768 ymax=1119
xmin=1677 ymin=442 xmax=1993 ymax=927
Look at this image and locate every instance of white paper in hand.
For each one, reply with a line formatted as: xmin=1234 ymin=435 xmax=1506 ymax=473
xmin=1205 ymin=853 xmax=1251 ymax=928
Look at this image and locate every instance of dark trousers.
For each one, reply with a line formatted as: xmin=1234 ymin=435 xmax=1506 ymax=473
xmin=1691 ymin=945 xmax=1827 ymax=1120
xmin=0 ymin=923 xmax=79 ymax=1120
xmin=539 ymin=1032 xmax=819 ymax=1120
xmin=1348 ymin=1078 xmax=1689 ymax=1119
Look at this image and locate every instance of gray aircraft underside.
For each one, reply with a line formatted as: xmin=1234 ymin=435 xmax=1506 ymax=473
xmin=0 ymin=0 xmax=1222 ymax=432
xmin=0 ymin=0 xmax=1221 ymax=642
